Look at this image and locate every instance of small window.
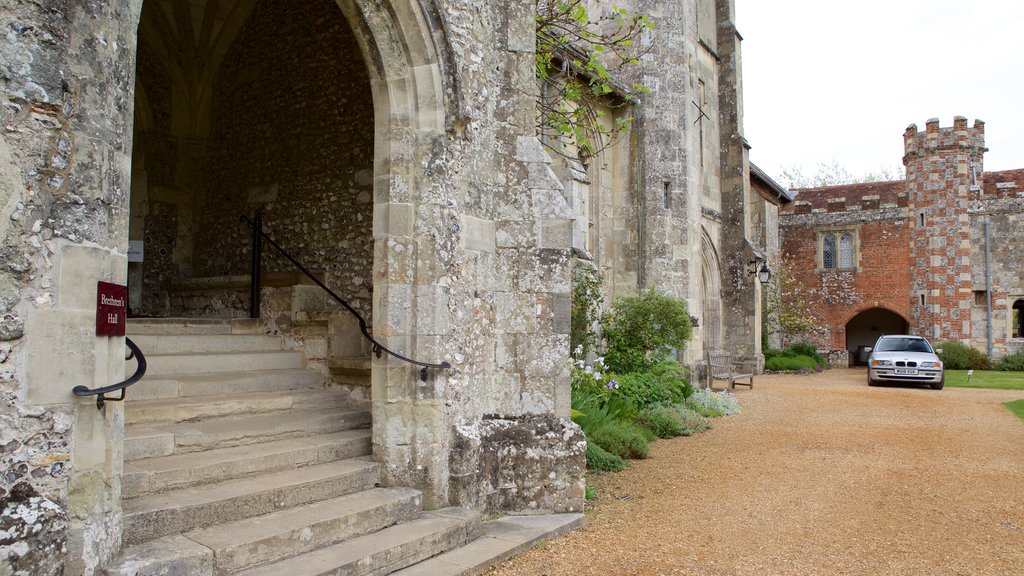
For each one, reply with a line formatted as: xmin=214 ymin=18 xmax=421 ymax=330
xmin=1014 ymin=299 xmax=1024 ymax=339
xmin=822 ymin=234 xmax=836 ymax=269
xmin=974 ymin=290 xmax=987 ymax=306
xmin=839 ymin=233 xmax=854 ymax=268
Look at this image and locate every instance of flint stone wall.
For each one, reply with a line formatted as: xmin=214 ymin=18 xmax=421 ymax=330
xmin=449 ymin=415 xmax=586 ymax=514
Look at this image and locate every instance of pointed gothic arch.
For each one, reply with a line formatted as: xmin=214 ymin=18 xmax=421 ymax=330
xmin=700 ymin=227 xmax=723 ymax=354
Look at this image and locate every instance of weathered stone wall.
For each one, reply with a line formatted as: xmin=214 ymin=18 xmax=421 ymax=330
xmin=449 ymin=415 xmax=586 ymax=514
xmin=968 ymin=183 xmax=1024 ymax=358
xmin=1 ymin=0 xmax=141 ymax=572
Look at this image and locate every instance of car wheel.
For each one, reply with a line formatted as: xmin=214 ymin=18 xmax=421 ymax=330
xmin=867 ymin=377 xmax=878 ymax=387
xmin=931 ymin=377 xmax=944 ymax=390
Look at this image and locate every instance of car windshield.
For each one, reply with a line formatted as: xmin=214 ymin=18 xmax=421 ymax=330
xmin=875 ymin=337 xmax=932 ymax=353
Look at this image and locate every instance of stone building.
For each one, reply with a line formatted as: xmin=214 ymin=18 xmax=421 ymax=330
xmin=780 ymin=117 xmax=1024 ymax=365
xmin=0 ymin=0 xmax=769 ymax=573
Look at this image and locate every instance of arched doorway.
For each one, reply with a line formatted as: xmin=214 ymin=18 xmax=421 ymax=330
xmin=700 ymin=229 xmax=723 ymax=354
xmin=1013 ymin=299 xmax=1024 ymax=339
xmin=845 ymin=307 xmax=909 ymax=365
xmin=129 ymin=0 xmax=375 ymax=321
xmin=127 ymin=0 xmax=452 ymax=497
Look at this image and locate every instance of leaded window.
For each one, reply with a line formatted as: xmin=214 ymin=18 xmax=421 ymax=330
xmin=839 ymin=233 xmax=854 ymax=268
xmin=822 ymin=234 xmax=836 ymax=269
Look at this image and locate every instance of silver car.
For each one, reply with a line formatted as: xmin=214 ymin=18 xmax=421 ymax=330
xmin=866 ymin=335 xmax=944 ymax=390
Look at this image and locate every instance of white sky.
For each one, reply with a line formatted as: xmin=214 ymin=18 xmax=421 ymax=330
xmin=735 ymin=0 xmax=1024 ymax=185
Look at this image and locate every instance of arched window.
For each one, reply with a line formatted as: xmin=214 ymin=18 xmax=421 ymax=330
xmin=1014 ymin=299 xmax=1024 ymax=339
xmin=839 ymin=233 xmax=854 ymax=268
xmin=822 ymin=234 xmax=836 ymax=269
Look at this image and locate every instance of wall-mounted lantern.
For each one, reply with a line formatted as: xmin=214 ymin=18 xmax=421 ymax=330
xmin=747 ymin=258 xmax=772 ymax=285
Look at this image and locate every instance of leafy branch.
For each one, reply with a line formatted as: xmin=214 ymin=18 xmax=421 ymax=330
xmin=762 ymin=255 xmax=823 ymax=345
xmin=535 ymin=0 xmax=652 ymax=158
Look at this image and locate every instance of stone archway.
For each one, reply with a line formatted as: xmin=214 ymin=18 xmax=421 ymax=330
xmin=127 ymin=0 xmax=452 ymax=497
xmin=700 ymin=228 xmax=723 ymax=355
xmin=845 ymin=307 xmax=909 ymax=365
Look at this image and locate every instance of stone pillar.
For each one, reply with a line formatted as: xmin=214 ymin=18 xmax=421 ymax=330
xmin=716 ymin=0 xmax=763 ymax=373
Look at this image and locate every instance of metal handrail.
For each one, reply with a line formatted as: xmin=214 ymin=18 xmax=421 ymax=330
xmin=73 ymin=337 xmax=147 ymax=409
xmin=240 ymin=214 xmax=451 ymax=381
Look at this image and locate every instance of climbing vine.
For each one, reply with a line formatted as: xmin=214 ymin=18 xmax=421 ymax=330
xmin=536 ymin=0 xmax=652 ymax=157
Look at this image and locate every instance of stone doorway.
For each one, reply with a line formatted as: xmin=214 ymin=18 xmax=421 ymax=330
xmin=845 ymin=307 xmax=909 ymax=365
xmin=128 ymin=0 xmax=374 ymax=323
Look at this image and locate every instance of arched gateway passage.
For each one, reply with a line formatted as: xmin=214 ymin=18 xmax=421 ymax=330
xmin=130 ymin=0 xmax=375 ymax=320
xmin=126 ymin=0 xmax=453 ymax=497
xmin=845 ymin=307 xmax=909 ymax=365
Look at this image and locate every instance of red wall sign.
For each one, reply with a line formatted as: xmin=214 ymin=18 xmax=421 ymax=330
xmin=97 ymin=281 xmax=127 ymax=336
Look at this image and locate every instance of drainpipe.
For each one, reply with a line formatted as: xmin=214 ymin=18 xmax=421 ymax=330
xmin=985 ymin=216 xmax=993 ymax=359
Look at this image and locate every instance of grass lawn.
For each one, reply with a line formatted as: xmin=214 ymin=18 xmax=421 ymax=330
xmin=1004 ymin=400 xmax=1024 ymax=423
xmin=944 ymin=370 xmax=1024 ymax=390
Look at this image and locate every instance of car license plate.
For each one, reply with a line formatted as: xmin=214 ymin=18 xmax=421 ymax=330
xmin=895 ymin=368 xmax=918 ymax=375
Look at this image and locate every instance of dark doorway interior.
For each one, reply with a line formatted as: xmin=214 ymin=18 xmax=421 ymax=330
xmin=846 ymin=308 xmax=909 ymax=365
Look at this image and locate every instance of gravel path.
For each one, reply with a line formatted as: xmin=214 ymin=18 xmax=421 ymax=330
xmin=487 ymin=368 xmax=1024 ymax=576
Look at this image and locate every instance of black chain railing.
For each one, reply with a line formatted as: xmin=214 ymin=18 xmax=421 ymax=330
xmin=72 ymin=337 xmax=147 ymax=409
xmin=240 ymin=211 xmax=451 ymax=381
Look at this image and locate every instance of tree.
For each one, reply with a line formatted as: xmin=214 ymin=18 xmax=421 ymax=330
xmin=535 ymin=1 xmax=652 ymax=157
xmin=779 ymin=160 xmax=905 ymax=189
xmin=762 ymin=256 xmax=822 ymax=347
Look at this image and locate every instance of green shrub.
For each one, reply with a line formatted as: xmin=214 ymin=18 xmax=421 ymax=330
xmin=935 ymin=341 xmax=991 ymax=370
xmin=610 ymin=361 xmax=691 ymax=409
xmin=688 ymin=405 xmax=723 ymax=418
xmin=686 ymin=388 xmax=741 ymax=416
xmin=635 ymin=406 xmax=685 ymax=438
xmin=601 ymin=290 xmax=693 ymax=373
xmin=585 ymin=482 xmax=598 ymax=500
xmin=585 ymin=441 xmax=626 ymax=472
xmin=994 ymin=352 xmax=1024 ymax=372
xmin=786 ymin=342 xmax=826 ymax=367
xmin=665 ymin=404 xmax=712 ymax=434
xmin=648 ymin=360 xmax=694 ymax=401
xmin=588 ymin=421 xmax=651 ymax=459
xmin=765 ymin=354 xmax=818 ymax=372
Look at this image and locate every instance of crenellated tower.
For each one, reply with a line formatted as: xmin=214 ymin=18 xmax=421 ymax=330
xmin=902 ymin=116 xmax=987 ymax=341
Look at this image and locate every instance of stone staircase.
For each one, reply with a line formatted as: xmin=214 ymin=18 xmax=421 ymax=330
xmin=106 ymin=318 xmax=481 ymax=576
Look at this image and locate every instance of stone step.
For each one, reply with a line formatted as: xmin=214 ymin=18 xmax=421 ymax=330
xmin=124 ymin=407 xmax=370 ymax=459
xmin=125 ymin=389 xmax=351 ymax=425
xmin=391 ymin=513 xmax=586 ymax=576
xmin=103 ymin=535 xmax=214 ymax=576
xmin=237 ymin=507 xmax=481 ymax=576
xmin=186 ymin=488 xmax=422 ymax=575
xmin=123 ymin=460 xmax=380 ymax=547
xmin=144 ymin=350 xmax=306 ymax=376
xmin=128 ymin=317 xmax=260 ymax=335
xmin=123 ymin=430 xmax=372 ymax=498
xmin=129 ymin=368 xmax=324 ymax=401
xmin=130 ymin=333 xmax=286 ymax=355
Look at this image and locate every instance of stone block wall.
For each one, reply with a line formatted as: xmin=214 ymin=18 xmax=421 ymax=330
xmin=904 ymin=117 xmax=986 ymax=341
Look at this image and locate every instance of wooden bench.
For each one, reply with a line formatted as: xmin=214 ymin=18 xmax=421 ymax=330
xmin=707 ymin=352 xmax=754 ymax=389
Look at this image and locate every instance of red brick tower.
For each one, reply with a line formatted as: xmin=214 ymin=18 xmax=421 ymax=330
xmin=903 ymin=116 xmax=986 ymax=341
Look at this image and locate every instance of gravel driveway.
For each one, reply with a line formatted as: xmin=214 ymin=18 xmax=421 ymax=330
xmin=488 ymin=368 xmax=1024 ymax=576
